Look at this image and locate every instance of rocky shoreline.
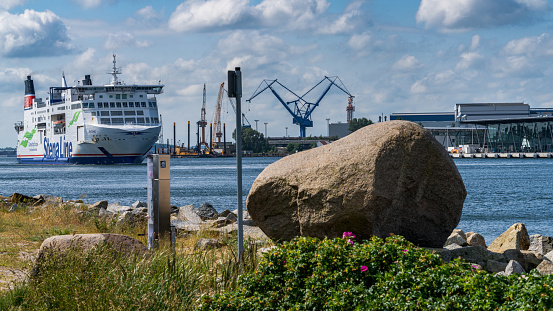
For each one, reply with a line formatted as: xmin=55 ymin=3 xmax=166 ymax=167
xmin=2 ymin=192 xmax=268 ymax=242
xmin=3 ymin=192 xmax=553 ymax=277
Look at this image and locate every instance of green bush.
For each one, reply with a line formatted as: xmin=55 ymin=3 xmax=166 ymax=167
xmin=200 ymin=234 xmax=553 ymax=310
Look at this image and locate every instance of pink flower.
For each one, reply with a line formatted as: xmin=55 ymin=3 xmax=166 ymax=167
xmin=360 ymin=265 xmax=368 ymax=272
xmin=342 ymin=232 xmax=355 ymax=239
xmin=403 ymin=249 xmax=408 ymax=253
xmin=348 ymin=239 xmax=353 ymax=246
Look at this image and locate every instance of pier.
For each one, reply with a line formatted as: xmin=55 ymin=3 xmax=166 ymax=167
xmin=450 ymin=152 xmax=553 ymax=159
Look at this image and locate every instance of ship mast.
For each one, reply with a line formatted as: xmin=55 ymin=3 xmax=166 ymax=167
xmin=108 ymin=54 xmax=122 ymax=85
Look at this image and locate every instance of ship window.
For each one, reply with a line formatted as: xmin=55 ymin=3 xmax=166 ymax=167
xmin=129 ymin=102 xmax=134 ymax=107
xmin=136 ymin=117 xmax=145 ymax=123
xmin=148 ymin=102 xmax=153 ymax=107
xmin=116 ymin=94 xmax=121 ymax=99
xmin=89 ymin=103 xmax=95 ymax=108
xmin=99 ymin=95 xmax=103 ymax=98
xmin=130 ymin=95 xmax=133 ymax=98
xmin=123 ymin=102 xmax=128 ymax=108
xmin=109 ymin=95 xmax=113 ymax=98
xmin=122 ymin=94 xmax=127 ymax=99
xmin=110 ymin=102 xmax=115 ymax=108
xmin=82 ymin=103 xmax=88 ymax=108
xmin=71 ymin=103 xmax=81 ymax=110
xmin=141 ymin=102 xmax=146 ymax=107
xmin=100 ymin=111 xmax=110 ymax=116
xmin=91 ymin=112 xmax=96 ymax=116
xmin=139 ymin=95 xmax=144 ymax=98
xmin=111 ymin=118 xmax=124 ymax=125
xmin=100 ymin=118 xmax=111 ymax=125
xmin=125 ymin=118 xmax=136 ymax=124
xmin=116 ymin=102 xmax=122 ymax=108
xmin=97 ymin=103 xmax=102 ymax=108
xmin=124 ymin=110 xmax=136 ymax=116
xmin=137 ymin=110 xmax=144 ymax=115
xmin=111 ymin=111 xmax=123 ymax=116
xmin=145 ymin=117 xmax=150 ymax=123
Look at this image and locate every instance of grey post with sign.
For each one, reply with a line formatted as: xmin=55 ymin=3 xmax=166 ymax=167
xmin=228 ymin=67 xmax=244 ymax=260
xmin=147 ymin=154 xmax=171 ymax=250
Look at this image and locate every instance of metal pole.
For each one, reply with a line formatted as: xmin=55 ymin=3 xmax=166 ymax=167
xmin=254 ymin=120 xmax=259 ymax=131
xmin=264 ymin=122 xmax=268 ymax=138
xmin=173 ymin=122 xmax=176 ymax=155
xmin=224 ymin=123 xmax=227 ymax=156
xmin=210 ymin=123 xmax=213 ymax=154
xmin=229 ymin=67 xmax=244 ymax=261
xmin=326 ymin=118 xmax=330 ymax=137
xmin=188 ymin=121 xmax=190 ymax=152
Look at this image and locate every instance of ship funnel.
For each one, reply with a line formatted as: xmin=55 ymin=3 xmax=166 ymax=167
xmin=24 ymin=76 xmax=35 ymax=110
xmin=82 ymin=74 xmax=92 ymax=86
xmin=62 ymin=72 xmax=67 ymax=87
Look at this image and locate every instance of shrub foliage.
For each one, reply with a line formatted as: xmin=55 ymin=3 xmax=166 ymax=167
xmin=200 ymin=234 xmax=553 ymax=310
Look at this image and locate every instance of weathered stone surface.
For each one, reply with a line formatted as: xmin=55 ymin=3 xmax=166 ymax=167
xmin=195 ymin=238 xmax=222 ymax=250
xmin=219 ymin=209 xmax=232 ymax=218
xmin=448 ymin=245 xmax=502 ymax=264
xmin=501 ymin=249 xmax=543 ymax=272
xmin=485 ymin=260 xmax=508 ymax=273
xmin=488 ymin=223 xmax=530 ymax=253
xmin=536 ymin=259 xmax=553 ymax=275
xmin=545 ymin=250 xmax=553 ymax=262
xmin=11 ymin=193 xmax=42 ymax=205
xmin=88 ymin=200 xmax=108 ymax=214
xmin=196 ymin=203 xmax=218 ymax=221
xmin=131 ymin=201 xmax=147 ymax=209
xmin=8 ymin=203 xmax=18 ymax=212
xmin=247 ymin=121 xmax=466 ymax=247
xmin=178 ymin=204 xmax=202 ymax=222
xmin=529 ymin=234 xmax=553 ymax=255
xmin=504 ymin=260 xmax=525 ymax=276
xmin=33 ymin=194 xmax=63 ymax=204
xmin=106 ymin=202 xmax=131 ymax=214
xmin=444 ymin=243 xmax=463 ymax=250
xmin=466 ymin=232 xmax=487 ymax=248
xmin=444 ymin=232 xmax=467 ymax=247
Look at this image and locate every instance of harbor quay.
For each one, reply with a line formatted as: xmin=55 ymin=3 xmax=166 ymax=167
xmin=451 ymin=152 xmax=553 ymax=159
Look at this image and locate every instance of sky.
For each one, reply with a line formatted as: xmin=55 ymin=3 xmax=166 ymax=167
xmin=2 ymin=0 xmax=553 ymax=147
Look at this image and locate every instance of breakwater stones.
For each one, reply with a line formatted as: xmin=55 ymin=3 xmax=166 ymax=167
xmin=439 ymin=223 xmax=553 ymax=276
xmin=247 ymin=120 xmax=466 ymax=247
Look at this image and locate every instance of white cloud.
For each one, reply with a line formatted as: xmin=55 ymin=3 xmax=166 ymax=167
xmin=348 ymin=32 xmax=371 ymax=51
xmin=72 ymin=0 xmax=103 ymax=9
xmin=456 ymin=52 xmax=484 ymax=70
xmin=168 ymin=0 xmax=335 ymax=33
xmin=104 ymin=32 xmax=150 ymax=50
xmin=503 ymin=34 xmax=547 ymax=55
xmin=0 ymin=9 xmax=76 ymax=57
xmin=392 ymin=55 xmax=423 ymax=72
xmin=470 ymin=35 xmax=481 ymax=50
xmin=416 ymin=0 xmax=548 ymax=32
xmin=0 ymin=0 xmax=26 ymax=10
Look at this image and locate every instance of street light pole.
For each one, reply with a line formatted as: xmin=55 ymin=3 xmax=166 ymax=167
xmin=285 ymin=127 xmax=288 ymax=137
xmin=254 ymin=120 xmax=259 ymax=131
xmin=264 ymin=122 xmax=268 ymax=138
xmin=326 ymin=118 xmax=330 ymax=137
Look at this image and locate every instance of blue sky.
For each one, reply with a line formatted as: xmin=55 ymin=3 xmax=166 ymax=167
xmin=2 ymin=0 xmax=553 ymax=147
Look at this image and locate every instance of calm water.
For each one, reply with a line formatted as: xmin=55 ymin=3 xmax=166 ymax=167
xmin=0 ymin=156 xmax=551 ymax=243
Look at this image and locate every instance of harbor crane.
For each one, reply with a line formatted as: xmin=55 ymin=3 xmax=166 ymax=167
xmin=198 ymin=83 xmax=208 ymax=146
xmin=213 ymin=82 xmax=224 ymax=143
xmin=247 ymin=76 xmax=354 ymax=137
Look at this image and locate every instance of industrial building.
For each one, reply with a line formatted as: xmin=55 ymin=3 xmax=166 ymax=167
xmin=391 ymin=103 xmax=553 ymax=154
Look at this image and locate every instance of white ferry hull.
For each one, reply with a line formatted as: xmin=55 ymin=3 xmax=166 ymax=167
xmin=17 ymin=124 xmax=161 ymax=164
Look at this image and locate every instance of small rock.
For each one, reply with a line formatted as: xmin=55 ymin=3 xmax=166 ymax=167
xmin=504 ymin=260 xmax=525 ymax=276
xmin=444 ymin=232 xmax=467 ymax=247
xmin=178 ymin=205 xmax=202 ymax=222
xmin=211 ymin=217 xmax=231 ymax=228
xmin=444 ymin=243 xmax=463 ymax=250
xmin=33 ymin=194 xmax=62 ymax=204
xmin=257 ymin=245 xmax=278 ymax=256
xmin=196 ymin=203 xmax=218 ymax=221
xmin=451 ymin=229 xmax=467 ymax=240
xmin=107 ymin=202 xmax=131 ymax=214
xmin=131 ymin=201 xmax=147 ymax=209
xmin=219 ymin=209 xmax=232 ymax=218
xmin=528 ymin=234 xmax=553 ymax=255
xmin=466 ymin=232 xmax=487 ymax=248
xmin=232 ymin=209 xmax=250 ymax=220
xmin=88 ymin=200 xmax=108 ymax=214
xmin=194 ymin=238 xmax=222 ymax=250
xmin=8 ymin=203 xmax=18 ymax=212
xmin=488 ymin=223 xmax=530 ymax=253
xmin=225 ymin=212 xmax=237 ymax=223
xmin=536 ymin=259 xmax=553 ymax=275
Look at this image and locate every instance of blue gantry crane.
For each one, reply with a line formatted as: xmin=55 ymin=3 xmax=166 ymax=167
xmin=247 ymin=76 xmax=354 ymax=137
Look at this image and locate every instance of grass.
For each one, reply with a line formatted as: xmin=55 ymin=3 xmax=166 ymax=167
xmin=0 ymin=197 xmax=269 ymax=310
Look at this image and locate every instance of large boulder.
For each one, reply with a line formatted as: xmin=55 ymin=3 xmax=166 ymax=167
xmin=247 ymin=121 xmax=466 ymax=247
xmin=488 ymin=223 xmax=530 ymax=253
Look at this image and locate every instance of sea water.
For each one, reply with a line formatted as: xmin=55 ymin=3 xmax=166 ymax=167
xmin=0 ymin=156 xmax=551 ymax=243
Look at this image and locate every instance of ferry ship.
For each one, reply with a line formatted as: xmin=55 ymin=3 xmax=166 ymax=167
xmin=14 ymin=55 xmax=163 ymax=164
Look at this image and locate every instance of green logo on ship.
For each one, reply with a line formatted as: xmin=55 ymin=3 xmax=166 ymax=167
xmin=20 ymin=128 xmax=36 ymax=148
xmin=68 ymin=111 xmax=81 ymax=128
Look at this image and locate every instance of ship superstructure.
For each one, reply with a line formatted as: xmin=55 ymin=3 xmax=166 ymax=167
xmin=15 ymin=55 xmax=163 ymax=164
